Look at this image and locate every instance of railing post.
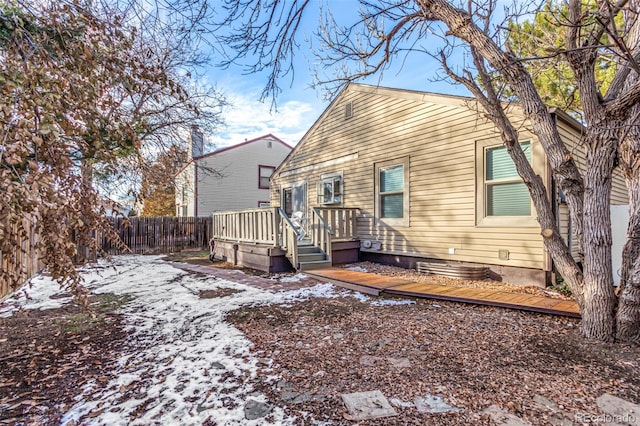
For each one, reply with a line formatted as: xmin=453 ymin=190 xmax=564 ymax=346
xmin=273 ymin=207 xmax=281 ymax=247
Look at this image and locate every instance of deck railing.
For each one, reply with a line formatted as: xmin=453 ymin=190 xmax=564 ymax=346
xmin=212 ymin=207 xmax=280 ymax=246
xmin=310 ymin=208 xmax=334 ymax=263
xmin=312 ymin=207 xmax=359 ymax=240
xmin=211 ymin=207 xmax=360 ymax=267
xmin=279 ymin=208 xmax=300 ymax=267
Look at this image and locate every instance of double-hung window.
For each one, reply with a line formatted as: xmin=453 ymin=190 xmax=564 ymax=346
xmin=375 ymin=157 xmax=409 ymax=226
xmin=259 ymin=165 xmax=275 ymax=189
xmin=485 ymin=142 xmax=531 ymax=216
xmin=477 ymin=140 xmax=537 ymax=227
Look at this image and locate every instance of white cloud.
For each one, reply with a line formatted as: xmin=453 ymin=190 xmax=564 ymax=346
xmin=211 ymin=90 xmax=324 ymax=149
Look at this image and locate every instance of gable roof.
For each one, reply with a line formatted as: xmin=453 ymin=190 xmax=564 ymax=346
xmin=175 ymin=133 xmax=293 ymax=177
xmin=273 ymin=82 xmax=583 ymax=176
xmin=273 ymin=83 xmax=478 ymax=176
xmin=196 ymin=133 xmax=293 ymax=160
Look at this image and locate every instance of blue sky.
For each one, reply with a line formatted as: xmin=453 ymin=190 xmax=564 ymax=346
xmin=203 ymin=1 xmax=473 ymax=149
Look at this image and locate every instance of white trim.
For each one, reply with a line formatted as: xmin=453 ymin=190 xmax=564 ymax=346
xmin=375 ymin=157 xmax=410 ymax=227
xmin=475 ymin=139 xmax=539 ymax=227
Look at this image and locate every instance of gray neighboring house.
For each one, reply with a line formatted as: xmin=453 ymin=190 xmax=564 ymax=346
xmin=175 ymin=130 xmax=293 ymax=217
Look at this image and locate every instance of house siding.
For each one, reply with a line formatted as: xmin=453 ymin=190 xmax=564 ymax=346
xmin=175 ymin=162 xmax=196 ymax=217
xmin=555 ymin=118 xmax=629 ymax=260
xmin=271 ymin=85 xmax=549 ymax=275
xmin=196 ymin=137 xmax=291 ymax=215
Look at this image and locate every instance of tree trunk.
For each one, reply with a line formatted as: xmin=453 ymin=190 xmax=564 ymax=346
xmin=615 ymin=3 xmax=640 ymax=342
xmin=616 ymin=212 xmax=640 ymax=342
xmin=580 ymin=133 xmax=618 ymax=341
xmin=616 ymin=112 xmax=640 ymax=343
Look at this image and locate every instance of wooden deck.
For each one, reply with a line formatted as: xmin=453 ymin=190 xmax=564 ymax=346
xmin=306 ymin=268 xmax=581 ymax=318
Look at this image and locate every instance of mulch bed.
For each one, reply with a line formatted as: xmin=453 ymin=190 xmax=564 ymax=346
xmin=227 ymin=294 xmax=640 ymax=425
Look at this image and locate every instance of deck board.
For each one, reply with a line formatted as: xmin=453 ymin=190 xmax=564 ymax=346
xmin=307 ymin=268 xmax=580 ymax=318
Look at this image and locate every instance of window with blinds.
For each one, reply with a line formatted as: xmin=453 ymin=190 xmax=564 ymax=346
xmin=485 ymin=142 xmax=531 ymax=216
xmin=380 ymin=164 xmax=404 ymax=218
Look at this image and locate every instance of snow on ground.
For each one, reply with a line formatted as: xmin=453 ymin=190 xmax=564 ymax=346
xmin=0 ymin=275 xmax=74 ymax=317
xmin=370 ymin=299 xmax=416 ymax=306
xmin=272 ymin=273 xmax=309 ymax=283
xmin=1 ymin=255 xmax=412 ymax=425
xmin=344 ymin=266 xmax=368 ymax=272
xmin=3 ymin=256 xmax=331 ymax=425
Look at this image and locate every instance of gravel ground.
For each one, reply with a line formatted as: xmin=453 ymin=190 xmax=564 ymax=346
xmin=337 ymin=261 xmax=572 ymax=300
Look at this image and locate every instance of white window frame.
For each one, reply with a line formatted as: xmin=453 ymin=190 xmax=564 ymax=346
xmin=476 ymin=139 xmax=539 ymax=227
xmin=375 ymin=157 xmax=409 ymax=227
xmin=317 ymin=172 xmax=343 ymax=205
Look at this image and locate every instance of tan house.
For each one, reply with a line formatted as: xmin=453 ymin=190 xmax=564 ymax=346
xmin=175 ymin=132 xmax=293 ymax=217
xmin=210 ymin=84 xmax=627 ymax=286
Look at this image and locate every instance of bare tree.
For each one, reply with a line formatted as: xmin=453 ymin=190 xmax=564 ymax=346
xmin=0 ymin=0 xmax=225 ymax=298
xmin=215 ymin=0 xmax=640 ymax=343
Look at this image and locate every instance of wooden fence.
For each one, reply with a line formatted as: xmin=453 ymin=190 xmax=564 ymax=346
xmin=1 ymin=216 xmax=212 ymax=300
xmin=1 ymin=216 xmax=44 ymax=301
xmin=102 ymin=216 xmax=213 ymax=254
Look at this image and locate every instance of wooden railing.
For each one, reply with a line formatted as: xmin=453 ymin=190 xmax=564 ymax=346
xmin=212 ymin=207 xmax=280 ymax=246
xmin=211 ymin=207 xmax=360 ymax=268
xmin=279 ymin=208 xmax=300 ymax=267
xmin=310 ymin=208 xmax=334 ymax=263
xmin=312 ymin=207 xmax=359 ymax=240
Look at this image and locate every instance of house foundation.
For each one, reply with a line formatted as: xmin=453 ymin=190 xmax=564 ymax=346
xmin=360 ymin=251 xmax=549 ymax=288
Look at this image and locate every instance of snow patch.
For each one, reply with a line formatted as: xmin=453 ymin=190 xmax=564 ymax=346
xmin=371 ymin=299 xmax=416 ymax=307
xmin=345 ymin=266 xmax=368 ymax=272
xmin=0 ymin=275 xmax=73 ymax=318
xmin=277 ymin=273 xmax=308 ymax=283
xmin=15 ymin=255 xmax=303 ymax=425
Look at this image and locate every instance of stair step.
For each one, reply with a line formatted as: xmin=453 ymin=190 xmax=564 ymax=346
xmin=298 ymin=246 xmax=323 ymax=255
xmin=298 ymin=260 xmax=332 ymax=271
xmin=298 ymin=253 xmax=326 ymax=262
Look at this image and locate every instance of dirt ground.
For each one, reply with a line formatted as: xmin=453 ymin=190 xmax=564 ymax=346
xmin=0 ymin=294 xmax=129 ymax=424
xmin=1 ymin=254 xmax=638 ymax=425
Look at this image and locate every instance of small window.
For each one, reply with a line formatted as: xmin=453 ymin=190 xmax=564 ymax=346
xmin=258 ymin=201 xmax=270 ymax=207
xmin=317 ymin=175 xmax=342 ymax=205
xmin=259 ymin=165 xmax=275 ymax=189
xmin=182 ymin=186 xmax=188 ymax=203
xmin=375 ymin=157 xmax=409 ymax=226
xmin=485 ymin=142 xmax=531 ymax=216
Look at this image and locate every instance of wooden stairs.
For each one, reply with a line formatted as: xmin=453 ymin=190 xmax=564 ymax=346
xmin=295 ymin=240 xmax=332 ymax=271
